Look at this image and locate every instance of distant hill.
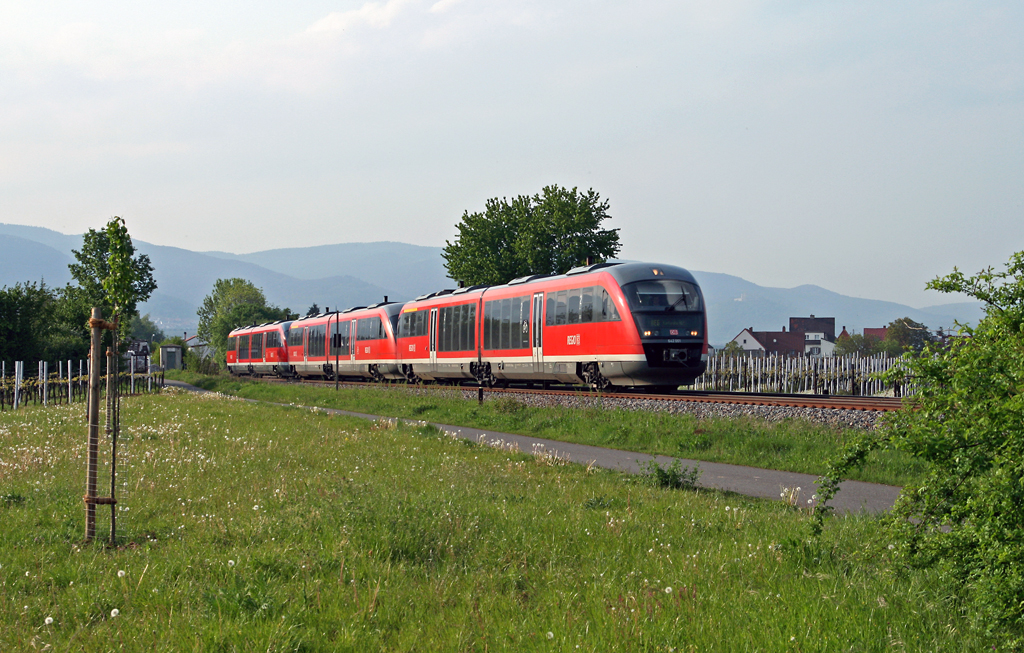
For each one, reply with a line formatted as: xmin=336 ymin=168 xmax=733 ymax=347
xmin=0 ymin=222 xmax=983 ymax=344
xmin=200 ymin=242 xmax=451 ymax=304
xmin=691 ymin=271 xmax=982 ymax=345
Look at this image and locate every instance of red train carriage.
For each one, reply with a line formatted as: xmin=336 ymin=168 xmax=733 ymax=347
xmin=396 ymin=262 xmax=707 ymax=389
xmin=286 ymin=302 xmax=404 ymax=381
xmin=227 ymin=320 xmax=293 ymax=376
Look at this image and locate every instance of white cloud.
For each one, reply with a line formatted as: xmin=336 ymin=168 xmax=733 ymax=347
xmin=306 ymin=0 xmax=419 ymax=34
xmin=430 ymin=0 xmax=466 ymax=14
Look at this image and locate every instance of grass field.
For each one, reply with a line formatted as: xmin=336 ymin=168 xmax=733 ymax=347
xmin=170 ymin=372 xmax=923 ymax=487
xmin=0 ymin=388 xmax=980 ymax=651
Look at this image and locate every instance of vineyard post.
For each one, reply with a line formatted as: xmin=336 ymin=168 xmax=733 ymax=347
xmin=84 ymin=308 xmax=111 ymax=541
xmin=107 ymin=346 xmax=117 ymax=545
xmin=43 ymin=362 xmax=48 ymax=406
xmin=14 ymin=361 xmax=22 ymax=409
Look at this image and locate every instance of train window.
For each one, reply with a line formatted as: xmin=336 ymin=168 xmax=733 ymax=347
xmin=567 ymin=288 xmax=581 ymax=324
xmin=460 ymin=305 xmax=468 ymax=350
xmin=251 ymin=333 xmax=264 ymax=359
xmin=518 ymin=296 xmax=530 ymax=348
xmin=484 ymin=300 xmax=497 ymax=350
xmin=229 ymin=336 xmax=236 ymax=353
xmin=239 ymin=335 xmax=250 ymax=359
xmin=467 ymin=304 xmax=476 ymax=350
xmin=600 ymin=288 xmax=621 ymax=322
xmin=555 ymin=291 xmax=568 ymax=325
xmin=288 ymin=326 xmax=303 ymax=347
xmin=329 ymin=321 xmax=350 ymax=356
xmin=509 ymin=298 xmax=521 ymax=348
xmin=442 ymin=308 xmax=453 ymax=352
xmin=499 ymin=298 xmax=511 ymax=350
xmin=621 ymin=280 xmax=701 ymax=312
xmin=580 ymin=287 xmax=594 ymax=323
xmin=453 ymin=306 xmax=461 ymax=351
xmin=357 ymin=317 xmax=383 ymax=341
xmin=307 ymin=325 xmax=326 ymax=357
xmin=545 ymin=293 xmax=556 ymax=326
xmin=266 ymin=332 xmax=279 ymax=349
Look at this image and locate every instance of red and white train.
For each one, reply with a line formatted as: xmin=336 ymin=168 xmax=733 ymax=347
xmin=226 ymin=262 xmax=708 ymax=390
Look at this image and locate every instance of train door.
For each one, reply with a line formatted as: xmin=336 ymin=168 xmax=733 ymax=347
xmin=429 ymin=307 xmax=438 ymax=370
xmin=532 ymin=293 xmax=544 ymax=372
xmin=350 ymin=320 xmax=357 ymax=363
xmin=303 ymin=327 xmax=309 ymax=365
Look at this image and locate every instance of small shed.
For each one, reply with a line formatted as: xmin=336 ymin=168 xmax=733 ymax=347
xmin=160 ymin=344 xmax=183 ymax=370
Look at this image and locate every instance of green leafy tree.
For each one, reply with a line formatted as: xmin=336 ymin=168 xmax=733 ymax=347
xmin=68 ymin=217 xmax=157 ymax=337
xmin=130 ymin=313 xmax=166 ymax=344
xmin=880 ymin=317 xmax=935 ymax=355
xmin=45 ymin=285 xmax=93 ymax=361
xmin=834 ymin=332 xmax=883 ymax=357
xmin=442 ymin=185 xmax=621 ymax=286
xmin=0 ymin=281 xmax=54 ymax=362
xmin=197 ymin=278 xmax=290 ymax=364
xmin=719 ymin=341 xmax=745 ymax=356
xmin=817 ymin=251 xmax=1024 ymax=643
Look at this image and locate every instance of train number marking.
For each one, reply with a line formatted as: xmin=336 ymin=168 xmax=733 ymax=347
xmin=567 ymin=334 xmax=581 ymax=346
xmin=408 ymin=344 xmax=416 ymax=352
xmin=364 ymin=346 xmax=370 ymax=354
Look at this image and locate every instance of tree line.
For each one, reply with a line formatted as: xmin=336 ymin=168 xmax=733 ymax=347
xmin=1 ymin=219 xmax=160 ymax=364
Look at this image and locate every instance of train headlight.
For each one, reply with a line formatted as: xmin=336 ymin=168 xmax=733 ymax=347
xmin=690 ymin=330 xmax=699 ymax=336
xmin=643 ymin=330 xmax=652 ymax=337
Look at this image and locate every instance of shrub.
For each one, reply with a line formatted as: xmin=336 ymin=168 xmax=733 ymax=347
xmin=640 ymin=458 xmax=701 ymax=490
xmin=817 ymin=251 xmax=1024 ymax=644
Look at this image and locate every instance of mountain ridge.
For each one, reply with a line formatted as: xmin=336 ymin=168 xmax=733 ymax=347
xmin=0 ymin=223 xmax=983 ymax=344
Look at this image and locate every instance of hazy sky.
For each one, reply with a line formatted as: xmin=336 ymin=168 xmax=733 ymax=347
xmin=2 ymin=0 xmax=1021 ymax=307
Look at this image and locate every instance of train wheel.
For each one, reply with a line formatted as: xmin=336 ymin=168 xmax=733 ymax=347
xmin=402 ymin=364 xmax=421 ymax=385
xmin=582 ymin=362 xmax=614 ymax=391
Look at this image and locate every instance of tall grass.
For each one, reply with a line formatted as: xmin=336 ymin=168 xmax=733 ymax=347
xmin=0 ymin=389 xmax=977 ymax=650
xmin=172 ymin=373 xmax=922 ymax=486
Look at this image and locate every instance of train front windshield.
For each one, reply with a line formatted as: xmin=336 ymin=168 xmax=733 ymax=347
xmin=622 ymin=280 xmax=704 ymax=339
xmin=621 ymin=280 xmax=702 ymax=312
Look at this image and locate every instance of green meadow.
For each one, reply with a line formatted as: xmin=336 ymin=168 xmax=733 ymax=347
xmin=0 ymin=388 xmax=979 ymax=651
xmin=172 ymin=373 xmax=923 ymax=487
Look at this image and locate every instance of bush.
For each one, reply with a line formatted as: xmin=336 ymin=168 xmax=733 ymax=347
xmin=640 ymin=458 xmax=701 ymax=490
xmin=818 ymin=251 xmax=1024 ymax=643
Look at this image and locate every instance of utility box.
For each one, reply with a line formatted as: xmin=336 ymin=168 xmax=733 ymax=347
xmin=160 ymin=345 xmax=183 ymax=370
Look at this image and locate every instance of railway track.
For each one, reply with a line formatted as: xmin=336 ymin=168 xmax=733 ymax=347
xmin=253 ymin=376 xmax=905 ymax=412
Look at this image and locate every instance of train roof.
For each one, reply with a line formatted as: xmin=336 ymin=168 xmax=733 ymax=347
xmin=400 ymin=261 xmax=701 ymax=310
xmin=228 ymin=319 xmax=293 ymax=337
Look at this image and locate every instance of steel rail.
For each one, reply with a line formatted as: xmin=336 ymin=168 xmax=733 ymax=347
xmin=249 ymin=375 xmax=906 ymax=412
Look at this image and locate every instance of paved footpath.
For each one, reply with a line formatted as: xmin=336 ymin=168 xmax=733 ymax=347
xmin=168 ymin=381 xmax=901 ymax=515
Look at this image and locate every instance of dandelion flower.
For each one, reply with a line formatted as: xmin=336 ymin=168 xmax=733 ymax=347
xmin=807 ymin=499 xmax=813 ymax=504
xmin=665 ymin=586 xmax=673 ymax=594
xmin=725 ymin=506 xmax=730 ymax=511
xmin=110 ymin=609 xmax=120 ymax=618
xmin=546 ymin=632 xmax=554 ymax=640
xmin=228 ymin=560 xmax=235 ymax=567
xmin=44 ymin=617 xmax=53 ymax=625
xmin=117 ymin=570 xmax=126 ymax=578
